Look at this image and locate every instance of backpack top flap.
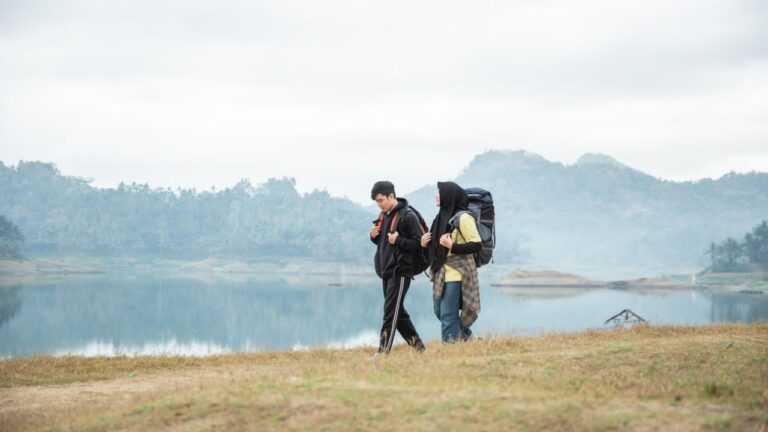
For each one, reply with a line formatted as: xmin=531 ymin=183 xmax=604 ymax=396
xmin=465 ymin=188 xmax=494 ymax=223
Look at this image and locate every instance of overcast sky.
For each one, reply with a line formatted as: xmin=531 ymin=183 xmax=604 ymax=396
xmin=1 ymin=0 xmax=767 ymax=203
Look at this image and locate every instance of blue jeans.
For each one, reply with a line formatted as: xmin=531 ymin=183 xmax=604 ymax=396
xmin=433 ymin=281 xmax=473 ymax=343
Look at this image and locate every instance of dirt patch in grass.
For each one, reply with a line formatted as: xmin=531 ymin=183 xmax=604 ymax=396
xmin=0 ymin=370 xmax=231 ymax=431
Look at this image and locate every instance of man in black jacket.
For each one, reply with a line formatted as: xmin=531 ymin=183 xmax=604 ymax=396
xmin=369 ymin=181 xmax=426 ymax=358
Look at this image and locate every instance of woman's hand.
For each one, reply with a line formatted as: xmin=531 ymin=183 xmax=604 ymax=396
xmin=420 ymin=232 xmax=432 ymax=248
xmin=439 ymin=233 xmax=453 ymax=250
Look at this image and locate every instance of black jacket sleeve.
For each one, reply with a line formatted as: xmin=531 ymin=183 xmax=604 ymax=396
xmin=451 ymin=241 xmax=481 ymax=255
xmin=395 ymin=212 xmax=422 ymax=252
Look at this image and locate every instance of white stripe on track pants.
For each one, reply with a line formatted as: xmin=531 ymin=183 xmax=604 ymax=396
xmin=379 ymin=275 xmax=420 ymax=353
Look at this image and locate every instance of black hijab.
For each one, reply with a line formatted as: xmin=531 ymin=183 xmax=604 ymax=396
xmin=428 ymin=181 xmax=469 ymax=273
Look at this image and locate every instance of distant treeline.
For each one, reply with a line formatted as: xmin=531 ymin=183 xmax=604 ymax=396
xmin=0 ymin=215 xmax=24 ymax=259
xmin=0 ymin=161 xmax=371 ymax=260
xmin=707 ymin=221 xmax=768 ymax=272
xmin=4 ymin=151 xmax=768 ymax=270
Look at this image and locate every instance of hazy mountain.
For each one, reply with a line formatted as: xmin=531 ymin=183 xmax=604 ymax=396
xmin=574 ymin=153 xmax=628 ymax=168
xmin=405 ymin=150 xmax=768 ymax=273
xmin=3 ymin=152 xmax=766 ymax=275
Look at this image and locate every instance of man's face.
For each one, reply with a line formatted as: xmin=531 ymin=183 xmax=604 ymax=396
xmin=434 ymin=191 xmax=440 ymax=207
xmin=374 ymin=193 xmax=396 ymax=212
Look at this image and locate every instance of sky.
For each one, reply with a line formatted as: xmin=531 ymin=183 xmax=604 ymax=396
xmin=1 ymin=0 xmax=767 ymax=203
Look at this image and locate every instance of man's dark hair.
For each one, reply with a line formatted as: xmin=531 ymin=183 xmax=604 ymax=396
xmin=371 ymin=181 xmax=396 ymax=200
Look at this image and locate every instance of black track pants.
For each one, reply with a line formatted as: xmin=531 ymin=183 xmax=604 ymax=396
xmin=379 ymin=274 xmax=421 ymax=353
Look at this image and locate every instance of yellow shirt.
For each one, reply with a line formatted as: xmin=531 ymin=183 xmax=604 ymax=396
xmin=444 ymin=213 xmax=481 ymax=282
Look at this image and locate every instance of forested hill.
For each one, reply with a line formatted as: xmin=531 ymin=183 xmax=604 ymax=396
xmin=0 ymin=161 xmax=372 ymax=260
xmin=407 ymin=150 xmax=768 ymax=270
xmin=3 ymin=153 xmax=767 ymax=269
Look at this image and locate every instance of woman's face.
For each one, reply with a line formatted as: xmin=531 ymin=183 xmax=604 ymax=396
xmin=434 ymin=190 xmax=440 ymax=207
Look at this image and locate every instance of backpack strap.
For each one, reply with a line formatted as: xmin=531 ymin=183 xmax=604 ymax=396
xmin=412 ymin=207 xmax=427 ymax=235
xmin=375 ymin=211 xmax=400 ymax=234
xmin=449 ymin=211 xmax=471 ymax=242
xmin=389 ymin=214 xmax=398 ymax=233
xmin=390 ymin=207 xmax=408 ymax=233
xmin=391 ymin=206 xmax=427 ymax=235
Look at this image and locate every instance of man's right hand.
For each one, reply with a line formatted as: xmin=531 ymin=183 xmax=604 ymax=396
xmin=420 ymin=232 xmax=432 ymax=248
xmin=370 ymin=226 xmax=380 ymax=238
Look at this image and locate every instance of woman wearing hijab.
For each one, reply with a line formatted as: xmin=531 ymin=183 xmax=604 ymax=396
xmin=420 ymin=181 xmax=482 ymax=342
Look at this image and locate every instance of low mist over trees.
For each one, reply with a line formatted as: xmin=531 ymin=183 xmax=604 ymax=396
xmin=0 ymin=161 xmax=371 ymax=260
xmin=2 ymin=152 xmax=767 ymax=271
xmin=407 ymin=150 xmax=768 ymax=270
xmin=0 ymin=215 xmax=24 ymax=259
xmin=708 ymin=221 xmax=768 ymax=272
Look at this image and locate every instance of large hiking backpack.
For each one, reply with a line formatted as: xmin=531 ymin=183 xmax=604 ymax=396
xmin=374 ymin=205 xmax=431 ymax=275
xmin=449 ymin=187 xmax=495 ymax=267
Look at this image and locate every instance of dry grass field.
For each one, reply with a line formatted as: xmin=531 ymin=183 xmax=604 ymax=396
xmin=1 ymin=323 xmax=766 ymax=431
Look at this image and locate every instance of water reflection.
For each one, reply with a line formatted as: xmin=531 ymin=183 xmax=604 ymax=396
xmin=710 ymin=293 xmax=768 ymax=323
xmin=0 ymin=274 xmax=765 ymax=359
xmin=0 ymin=285 xmax=22 ymax=329
xmin=0 ymin=275 xmax=404 ymax=358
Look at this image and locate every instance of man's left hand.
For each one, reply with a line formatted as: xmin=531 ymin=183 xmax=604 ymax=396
xmin=387 ymin=232 xmax=399 ymax=245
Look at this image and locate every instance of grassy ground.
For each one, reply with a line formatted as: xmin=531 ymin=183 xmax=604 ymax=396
xmin=1 ymin=324 xmax=767 ymax=431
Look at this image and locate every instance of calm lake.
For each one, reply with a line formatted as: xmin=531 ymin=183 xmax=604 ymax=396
xmin=1 ymin=271 xmax=766 ymax=358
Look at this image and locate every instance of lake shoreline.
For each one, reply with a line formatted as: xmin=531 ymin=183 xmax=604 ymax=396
xmin=493 ymin=268 xmax=768 ymax=294
xmin=0 ymin=256 xmax=371 ymax=278
xmin=3 ymin=257 xmax=766 ymax=294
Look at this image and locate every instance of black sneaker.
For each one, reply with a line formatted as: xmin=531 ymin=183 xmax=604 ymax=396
xmin=410 ymin=338 xmax=426 ymax=353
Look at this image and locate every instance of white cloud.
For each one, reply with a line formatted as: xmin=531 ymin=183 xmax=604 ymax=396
xmin=1 ymin=0 xmax=766 ymax=203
